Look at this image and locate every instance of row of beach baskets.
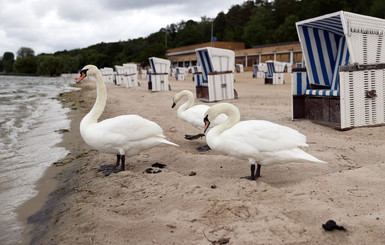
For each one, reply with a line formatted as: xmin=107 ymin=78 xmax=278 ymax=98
xmin=103 ymin=10 xmax=384 ymax=130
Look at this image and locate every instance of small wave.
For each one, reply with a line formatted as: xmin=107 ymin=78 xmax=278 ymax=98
xmin=0 ymin=75 xmax=75 ymax=244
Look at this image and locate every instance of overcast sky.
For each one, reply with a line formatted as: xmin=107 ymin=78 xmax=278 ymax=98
xmin=0 ymin=0 xmax=246 ymax=56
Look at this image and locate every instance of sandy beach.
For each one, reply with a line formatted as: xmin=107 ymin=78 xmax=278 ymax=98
xmin=20 ymin=71 xmax=385 ymax=244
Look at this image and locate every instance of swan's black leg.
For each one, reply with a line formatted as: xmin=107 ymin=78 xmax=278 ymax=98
xmin=121 ymin=155 xmax=125 ymax=171
xmin=256 ymin=164 xmax=261 ymax=179
xmin=116 ymin=155 xmax=121 ymax=168
xmin=250 ymin=164 xmax=256 ymax=180
xmin=250 ymin=164 xmax=261 ymax=181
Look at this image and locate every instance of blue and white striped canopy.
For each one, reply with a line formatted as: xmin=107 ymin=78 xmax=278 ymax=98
xmin=266 ymin=61 xmax=275 ymax=78
xmin=296 ymin=11 xmax=350 ymax=90
xmin=195 ymin=47 xmax=235 ymax=82
xmin=196 ymin=49 xmax=213 ymax=82
xmin=297 ymin=12 xmax=345 ymax=36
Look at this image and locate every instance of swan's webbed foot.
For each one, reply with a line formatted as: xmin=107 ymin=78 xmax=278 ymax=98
xmin=98 ymin=164 xmax=123 ymax=176
xmin=196 ymin=144 xmax=211 ymax=152
xmin=98 ymin=155 xmax=126 ymax=176
xmin=185 ymin=133 xmax=205 ymax=140
xmin=115 ymin=155 xmax=121 ymax=168
xmin=115 ymin=155 xmax=126 ymax=171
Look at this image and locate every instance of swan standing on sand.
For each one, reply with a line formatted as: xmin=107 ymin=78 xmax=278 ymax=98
xmin=172 ymin=90 xmax=226 ymax=151
xmin=203 ymin=103 xmax=326 ymax=180
xmin=77 ymin=65 xmax=178 ymax=172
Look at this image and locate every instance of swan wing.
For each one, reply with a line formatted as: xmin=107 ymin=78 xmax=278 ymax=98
xmin=179 ymin=104 xmax=209 ymax=129
xmin=94 ymin=115 xmax=165 ymax=142
xmin=220 ymin=120 xmax=308 ymax=153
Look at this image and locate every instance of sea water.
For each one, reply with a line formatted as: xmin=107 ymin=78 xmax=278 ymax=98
xmin=0 ymin=75 xmax=79 ymax=244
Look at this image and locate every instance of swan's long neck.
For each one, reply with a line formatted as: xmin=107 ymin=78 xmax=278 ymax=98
xmin=177 ymin=91 xmax=194 ymax=114
xmin=82 ymin=71 xmax=107 ymax=125
xmin=209 ymin=104 xmax=240 ymax=136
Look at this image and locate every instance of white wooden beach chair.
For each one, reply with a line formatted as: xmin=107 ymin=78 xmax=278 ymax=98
xmin=264 ymin=61 xmax=285 ymax=84
xmin=114 ymin=65 xmax=126 ymax=85
xmin=292 ymin=10 xmax=385 ymax=129
xmin=100 ymin=67 xmax=114 ymax=83
xmin=140 ymin=69 xmax=147 ymax=79
xmin=236 ymin=64 xmax=244 ymax=73
xmin=252 ymin=63 xmax=266 ymax=78
xmin=148 ymin=57 xmax=171 ymax=91
xmin=195 ymin=47 xmax=236 ymax=102
xmin=175 ymin=67 xmax=188 ymax=81
xmin=123 ymin=63 xmax=139 ymax=88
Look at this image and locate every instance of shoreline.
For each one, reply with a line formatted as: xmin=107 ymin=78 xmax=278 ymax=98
xmin=18 ymin=82 xmax=91 ymax=244
xmin=20 ymin=72 xmax=385 ymax=244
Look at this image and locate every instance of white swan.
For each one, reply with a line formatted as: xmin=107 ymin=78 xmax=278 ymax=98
xmin=203 ymin=103 xmax=326 ymax=180
xmin=171 ymin=90 xmax=227 ymax=140
xmin=77 ymin=65 xmax=178 ymax=172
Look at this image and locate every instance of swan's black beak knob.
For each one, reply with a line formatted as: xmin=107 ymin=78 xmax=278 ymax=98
xmin=77 ymin=69 xmax=88 ymax=83
xmin=203 ymin=115 xmax=210 ymax=134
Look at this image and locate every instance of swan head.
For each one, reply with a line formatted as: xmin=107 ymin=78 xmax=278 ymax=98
xmin=203 ymin=115 xmax=210 ymax=133
xmin=77 ymin=64 xmax=99 ymax=83
xmin=171 ymin=90 xmax=193 ymax=108
xmin=203 ymin=103 xmax=240 ymax=133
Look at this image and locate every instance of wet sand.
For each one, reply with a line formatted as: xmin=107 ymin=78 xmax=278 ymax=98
xmin=20 ymin=71 xmax=385 ymax=244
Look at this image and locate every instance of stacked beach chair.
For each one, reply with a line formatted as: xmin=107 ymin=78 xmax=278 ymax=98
xmin=114 ymin=65 xmax=125 ymax=85
xmin=123 ymin=63 xmax=139 ymax=87
xmin=192 ymin=66 xmax=202 ymax=83
xmin=140 ymin=69 xmax=147 ymax=79
xmin=175 ymin=67 xmax=188 ymax=81
xmin=264 ymin=61 xmax=285 ymax=84
xmin=253 ymin=63 xmax=267 ymax=78
xmin=292 ymin=10 xmax=385 ymax=129
xmin=252 ymin=63 xmax=266 ymax=78
xmin=194 ymin=47 xmax=236 ymax=102
xmin=100 ymin=67 xmax=114 ymax=83
xmin=148 ymin=57 xmax=171 ymax=91
xmin=114 ymin=64 xmax=139 ymax=88
xmin=236 ymin=64 xmax=244 ymax=73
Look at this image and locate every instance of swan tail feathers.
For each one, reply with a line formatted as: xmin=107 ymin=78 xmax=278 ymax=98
xmin=158 ymin=137 xmax=179 ymax=147
xmin=273 ymin=149 xmax=327 ymax=164
xmin=303 ymin=153 xmax=327 ymax=164
xmin=296 ymin=150 xmax=327 ymax=164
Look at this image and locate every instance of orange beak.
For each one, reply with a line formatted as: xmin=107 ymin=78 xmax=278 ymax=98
xmin=77 ymin=72 xmax=86 ymax=83
xmin=203 ymin=115 xmax=210 ymax=134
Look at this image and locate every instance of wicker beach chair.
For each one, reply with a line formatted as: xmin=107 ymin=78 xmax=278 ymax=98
xmin=114 ymin=65 xmax=126 ymax=86
xmin=100 ymin=67 xmax=114 ymax=84
xmin=122 ymin=63 xmax=139 ymax=88
xmin=175 ymin=67 xmax=188 ymax=81
xmin=148 ymin=57 xmax=171 ymax=91
xmin=236 ymin=64 xmax=244 ymax=73
xmin=264 ymin=61 xmax=285 ymax=84
xmin=195 ymin=47 xmax=236 ymax=102
xmin=292 ymin=10 xmax=385 ymax=129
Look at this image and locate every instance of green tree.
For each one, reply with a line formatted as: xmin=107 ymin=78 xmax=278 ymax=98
xmin=2 ymin=52 xmax=14 ymax=74
xmin=370 ymin=0 xmax=385 ymax=18
xmin=37 ymin=55 xmax=61 ymax=76
xmin=17 ymin=47 xmax=35 ymax=59
xmin=136 ymin=42 xmax=165 ymax=67
xmin=242 ymin=6 xmax=275 ymax=47
xmin=84 ymin=49 xmax=109 ymax=68
xmin=272 ymin=15 xmax=300 ymax=43
xmin=14 ymin=56 xmax=37 ymax=74
xmin=213 ymin=12 xmax=226 ymax=41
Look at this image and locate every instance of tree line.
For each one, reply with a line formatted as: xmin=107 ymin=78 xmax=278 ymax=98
xmin=1 ymin=0 xmax=384 ymax=76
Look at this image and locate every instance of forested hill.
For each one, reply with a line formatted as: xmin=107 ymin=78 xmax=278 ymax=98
xmin=3 ymin=0 xmax=385 ymax=76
